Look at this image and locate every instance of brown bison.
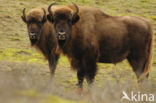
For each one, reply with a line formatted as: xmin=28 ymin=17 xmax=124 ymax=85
xmin=47 ymin=3 xmax=153 ymax=88
xmin=21 ymin=6 xmax=59 ymax=77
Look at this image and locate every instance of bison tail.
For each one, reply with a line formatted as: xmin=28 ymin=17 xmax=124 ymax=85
xmin=139 ymin=23 xmax=154 ymax=81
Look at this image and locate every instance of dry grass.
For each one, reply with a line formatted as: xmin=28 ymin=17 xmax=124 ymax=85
xmin=0 ymin=60 xmax=156 ymax=103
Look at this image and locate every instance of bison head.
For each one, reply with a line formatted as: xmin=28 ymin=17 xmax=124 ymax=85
xmin=47 ymin=2 xmax=80 ymax=42
xmin=21 ymin=8 xmax=47 ymax=45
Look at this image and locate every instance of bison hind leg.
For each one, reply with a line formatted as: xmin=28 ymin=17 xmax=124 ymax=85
xmin=127 ymin=54 xmax=148 ymax=81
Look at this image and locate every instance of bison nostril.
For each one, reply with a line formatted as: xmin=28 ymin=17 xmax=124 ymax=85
xmin=29 ymin=31 xmax=37 ymax=39
xmin=57 ymin=32 xmax=66 ymax=40
xmin=58 ymin=34 xmax=66 ymax=40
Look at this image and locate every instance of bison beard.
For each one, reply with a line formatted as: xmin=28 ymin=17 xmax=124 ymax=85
xmin=58 ymin=40 xmax=66 ymax=48
xmin=21 ymin=6 xmax=60 ymax=77
xmin=47 ymin=3 xmax=153 ymax=88
xmin=30 ymin=38 xmax=38 ymax=45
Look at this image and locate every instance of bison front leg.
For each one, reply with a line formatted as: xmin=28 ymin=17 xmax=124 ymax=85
xmin=76 ymin=69 xmax=85 ymax=88
xmin=48 ymin=54 xmax=59 ymax=78
xmin=85 ymin=59 xmax=97 ymax=87
xmin=71 ymin=58 xmax=85 ymax=88
xmin=71 ymin=59 xmax=85 ymax=88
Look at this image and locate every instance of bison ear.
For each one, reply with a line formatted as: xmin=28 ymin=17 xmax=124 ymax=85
xmin=47 ymin=14 xmax=54 ymax=23
xmin=21 ymin=16 xmax=26 ymax=23
xmin=72 ymin=15 xmax=80 ymax=25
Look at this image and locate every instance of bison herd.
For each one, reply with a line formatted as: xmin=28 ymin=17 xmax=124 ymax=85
xmin=21 ymin=2 xmax=153 ymax=88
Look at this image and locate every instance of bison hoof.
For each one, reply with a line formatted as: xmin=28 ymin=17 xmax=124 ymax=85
xmin=75 ymin=82 xmax=83 ymax=88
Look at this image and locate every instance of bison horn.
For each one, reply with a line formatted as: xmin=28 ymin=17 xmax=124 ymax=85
xmin=48 ymin=2 xmax=56 ymax=16
xmin=72 ymin=2 xmax=79 ymax=17
xmin=42 ymin=8 xmax=46 ymax=22
xmin=23 ymin=8 xmax=26 ymax=18
xmin=21 ymin=8 xmax=26 ymax=22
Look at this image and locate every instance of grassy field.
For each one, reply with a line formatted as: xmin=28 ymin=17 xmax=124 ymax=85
xmin=0 ymin=0 xmax=156 ymax=103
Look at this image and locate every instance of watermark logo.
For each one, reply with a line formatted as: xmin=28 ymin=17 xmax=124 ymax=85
xmin=121 ymin=91 xmax=155 ymax=102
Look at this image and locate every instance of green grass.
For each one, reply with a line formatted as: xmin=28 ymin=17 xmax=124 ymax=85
xmin=0 ymin=48 xmax=70 ymax=66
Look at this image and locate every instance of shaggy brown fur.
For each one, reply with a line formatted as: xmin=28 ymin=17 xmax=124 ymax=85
xmin=21 ymin=6 xmax=60 ymax=76
xmin=47 ymin=3 xmax=153 ymax=87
